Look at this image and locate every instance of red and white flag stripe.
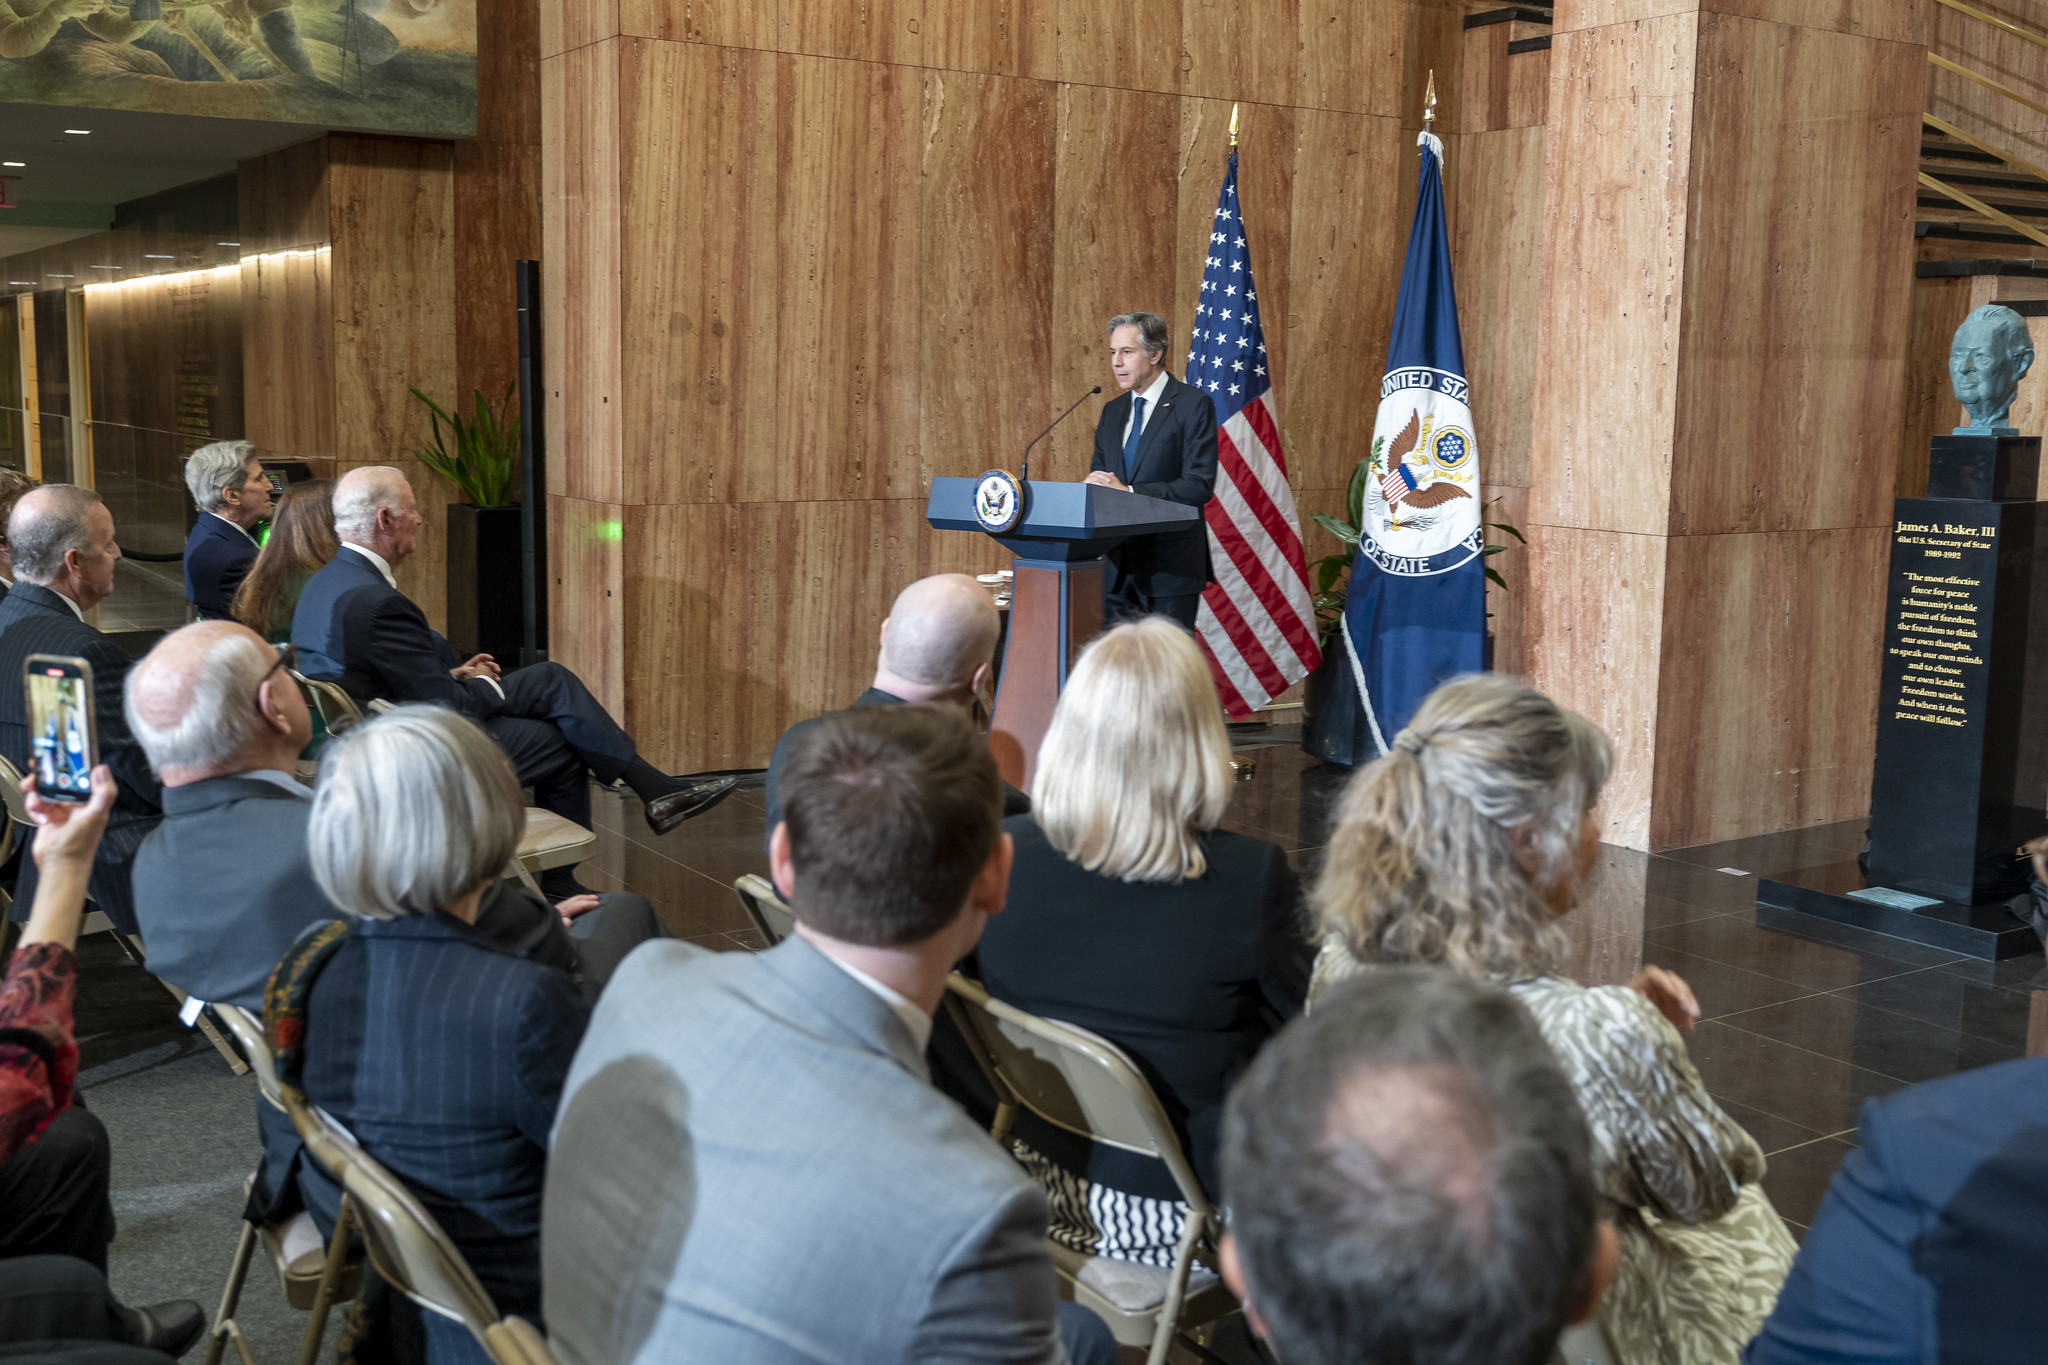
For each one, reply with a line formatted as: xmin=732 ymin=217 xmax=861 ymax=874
xmin=1196 ymin=395 xmax=1322 ymax=718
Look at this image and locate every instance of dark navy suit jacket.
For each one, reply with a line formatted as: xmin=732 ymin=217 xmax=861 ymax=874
xmin=290 ymin=547 xmax=503 ymax=720
xmin=1089 ymin=373 xmax=1219 ymax=598
xmin=1745 ymin=1053 xmax=2048 ymax=1365
xmin=183 ymin=514 xmax=258 ymax=621
xmin=0 ymin=582 xmax=162 ymax=932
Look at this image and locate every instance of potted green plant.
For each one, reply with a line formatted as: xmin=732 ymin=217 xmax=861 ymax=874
xmin=411 ymin=383 xmax=522 ymax=662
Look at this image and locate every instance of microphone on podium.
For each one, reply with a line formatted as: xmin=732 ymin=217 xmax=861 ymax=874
xmin=1020 ymin=386 xmax=1102 ymax=484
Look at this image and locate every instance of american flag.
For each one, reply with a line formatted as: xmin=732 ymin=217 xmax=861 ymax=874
xmin=1380 ymin=461 xmax=1418 ymax=506
xmin=1187 ymin=152 xmax=1322 ymax=717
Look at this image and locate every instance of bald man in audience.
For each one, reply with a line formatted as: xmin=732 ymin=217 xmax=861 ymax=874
xmin=291 ymin=467 xmax=735 ymax=895
xmin=761 ymin=573 xmax=1028 ymax=856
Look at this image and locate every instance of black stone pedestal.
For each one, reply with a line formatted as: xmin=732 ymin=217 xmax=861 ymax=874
xmin=1759 ymin=435 xmax=2048 ymax=959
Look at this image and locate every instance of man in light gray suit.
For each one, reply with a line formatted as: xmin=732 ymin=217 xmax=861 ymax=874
xmin=542 ymin=703 xmax=1117 ymax=1365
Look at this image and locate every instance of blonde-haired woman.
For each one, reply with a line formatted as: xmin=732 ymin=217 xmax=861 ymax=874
xmin=1311 ymin=673 xmax=1794 ymax=1365
xmin=974 ymin=617 xmax=1309 ymax=1267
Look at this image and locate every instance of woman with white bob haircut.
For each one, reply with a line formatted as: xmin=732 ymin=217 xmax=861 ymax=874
xmin=971 ymin=616 xmax=1309 ymax=1267
xmin=297 ymin=705 xmax=588 ymax=1363
xmin=1310 ymin=673 xmax=1794 ymax=1365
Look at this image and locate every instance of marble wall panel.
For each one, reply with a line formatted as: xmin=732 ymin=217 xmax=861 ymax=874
xmin=454 ymin=137 xmax=542 ymax=404
xmin=1451 ymin=124 xmax=1544 ymax=490
xmin=1896 ymin=274 xmax=1972 ymax=498
xmin=917 ymin=70 xmax=1057 ymax=484
xmin=237 ymin=139 xmax=328 ymax=255
xmin=541 ymin=41 xmax=624 ymax=506
xmin=542 ymin=0 xmax=621 ymax=57
xmin=768 ymin=55 xmax=925 ymax=504
xmin=1296 ymin=0 xmax=1403 ymax=116
xmin=1650 ymin=526 xmax=1888 ymax=847
xmin=1483 ymin=481 xmax=1532 ymax=678
xmin=1529 ymin=17 xmax=1696 ymax=536
xmin=1668 ymin=15 xmax=1921 ymax=537
xmin=1055 ymin=0 xmax=1182 ymax=96
xmin=1182 ymin=0 xmax=1301 ymax=109
xmin=240 ymin=227 xmax=333 ymax=466
xmin=1046 ymin=84 xmax=1181 ymax=481
xmin=617 ymin=41 xmax=777 ymax=506
xmin=1525 ymin=522 xmax=1669 ymax=848
xmin=549 ymin=493 xmax=627 ymax=714
xmin=1458 ymin=25 xmax=1550 ymax=134
xmin=923 ymin=0 xmax=1057 ymax=79
xmin=1282 ymin=110 xmax=1404 ymax=495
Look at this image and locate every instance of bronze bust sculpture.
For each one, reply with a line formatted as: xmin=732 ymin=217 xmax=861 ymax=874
xmin=1950 ymin=304 xmax=2035 ymax=436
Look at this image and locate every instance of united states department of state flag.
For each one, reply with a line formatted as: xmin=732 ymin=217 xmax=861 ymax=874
xmin=1188 ymin=150 xmax=1322 ymax=718
xmin=1341 ymin=128 xmax=1485 ymax=753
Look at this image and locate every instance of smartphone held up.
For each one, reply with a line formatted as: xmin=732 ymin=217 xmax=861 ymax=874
xmin=25 ymin=655 xmax=98 ymax=803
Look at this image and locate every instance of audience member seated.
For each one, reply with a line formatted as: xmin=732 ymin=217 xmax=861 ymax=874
xmin=0 ymin=487 xmax=163 ymax=934
xmin=230 ymin=477 xmax=335 ymax=642
xmin=289 ymin=706 xmax=592 ymax=1363
xmin=180 ymin=440 xmax=273 ymax=622
xmin=1220 ymin=967 xmax=1617 ymax=1365
xmin=128 ymin=621 xmax=663 ymax=1235
xmin=1310 ymin=674 xmax=1793 ymax=1365
xmin=0 ymin=467 xmax=39 ymax=598
xmin=543 ymin=704 xmax=1116 ymax=1365
xmin=0 ymin=1256 xmax=204 ymax=1362
xmin=290 ymin=467 xmax=732 ymax=894
xmin=762 ymin=572 xmax=1028 ymax=853
xmin=973 ymin=617 xmax=1308 ymax=1267
xmin=1744 ymin=922 xmax=2048 ymax=1363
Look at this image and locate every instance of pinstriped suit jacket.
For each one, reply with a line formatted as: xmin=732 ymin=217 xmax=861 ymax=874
xmin=0 ymin=582 xmax=162 ymax=933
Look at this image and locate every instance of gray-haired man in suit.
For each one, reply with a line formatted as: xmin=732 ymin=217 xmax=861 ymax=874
xmin=542 ymin=703 xmax=1117 ymax=1365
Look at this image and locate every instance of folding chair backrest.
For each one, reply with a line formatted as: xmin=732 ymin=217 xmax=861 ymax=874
xmin=733 ymin=874 xmax=794 ymax=945
xmin=285 ymin=1094 xmax=500 ymax=1343
xmin=213 ymin=1003 xmax=286 ymax=1110
xmin=290 ymin=671 xmax=364 ymax=738
xmin=0 ymin=753 xmax=31 ymax=833
xmin=945 ymin=975 xmax=1215 ymax=1218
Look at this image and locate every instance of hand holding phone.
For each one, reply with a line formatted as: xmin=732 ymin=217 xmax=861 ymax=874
xmin=24 ymin=655 xmax=99 ymax=804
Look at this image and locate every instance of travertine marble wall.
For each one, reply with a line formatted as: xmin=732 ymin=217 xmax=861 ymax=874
xmin=542 ymin=0 xmax=1470 ymax=770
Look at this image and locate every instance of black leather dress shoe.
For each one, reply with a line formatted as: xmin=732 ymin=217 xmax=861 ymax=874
xmin=645 ymin=775 xmax=741 ymax=835
xmin=124 ymin=1299 xmax=206 ymax=1358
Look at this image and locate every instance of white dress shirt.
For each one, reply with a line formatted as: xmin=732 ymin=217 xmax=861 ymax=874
xmin=210 ymin=511 xmax=259 ymax=545
xmin=1120 ymin=369 xmax=1170 ymax=453
xmin=824 ymin=953 xmax=933 ymax=1054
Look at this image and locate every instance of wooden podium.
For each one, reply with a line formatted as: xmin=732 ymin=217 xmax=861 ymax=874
xmin=926 ymin=478 xmax=1200 ymax=789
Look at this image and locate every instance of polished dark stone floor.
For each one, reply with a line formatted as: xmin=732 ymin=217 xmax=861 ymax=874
xmin=590 ymin=726 xmax=2048 ymax=1237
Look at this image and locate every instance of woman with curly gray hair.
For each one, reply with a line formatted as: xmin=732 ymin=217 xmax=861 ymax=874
xmin=1310 ymin=673 xmax=1793 ymax=1365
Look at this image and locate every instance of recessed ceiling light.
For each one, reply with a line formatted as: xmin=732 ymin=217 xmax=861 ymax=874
xmin=63 ymin=129 xmax=89 ymax=135
xmin=46 ymin=273 xmax=73 ymax=278
xmin=142 ymin=254 xmax=173 ymax=259
xmin=8 ymin=282 xmax=30 ymax=286
xmin=217 ymin=241 xmax=239 ymax=246
xmin=0 ymin=162 xmax=21 ymax=168
xmin=90 ymin=265 xmax=119 ymax=271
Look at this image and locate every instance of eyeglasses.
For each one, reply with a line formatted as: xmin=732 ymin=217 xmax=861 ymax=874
xmin=260 ymin=643 xmax=297 ymax=686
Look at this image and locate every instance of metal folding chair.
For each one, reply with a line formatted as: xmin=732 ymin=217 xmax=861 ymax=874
xmin=281 ymin=1090 xmax=560 ymax=1365
xmin=733 ymin=873 xmax=794 ymax=945
xmin=204 ymin=1005 xmax=364 ymax=1365
xmin=944 ymin=975 xmax=1236 ymax=1365
xmin=0 ymin=754 xmax=246 ymax=1074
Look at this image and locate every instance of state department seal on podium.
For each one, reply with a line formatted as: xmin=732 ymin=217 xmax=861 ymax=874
xmin=973 ymin=469 xmax=1025 ymax=534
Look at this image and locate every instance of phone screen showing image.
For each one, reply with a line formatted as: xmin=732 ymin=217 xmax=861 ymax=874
xmin=26 ymin=657 xmax=96 ymax=803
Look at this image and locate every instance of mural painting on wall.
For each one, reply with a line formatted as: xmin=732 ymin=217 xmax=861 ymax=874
xmin=0 ymin=1 xmax=476 ymax=136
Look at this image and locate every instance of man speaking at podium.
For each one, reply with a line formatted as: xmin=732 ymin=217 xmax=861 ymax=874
xmin=1084 ymin=311 xmax=1218 ymax=629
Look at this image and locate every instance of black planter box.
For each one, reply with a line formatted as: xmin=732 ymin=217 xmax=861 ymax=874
xmin=447 ymin=503 xmax=524 ymax=664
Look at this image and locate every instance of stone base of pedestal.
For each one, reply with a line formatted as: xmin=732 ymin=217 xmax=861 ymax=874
xmin=1757 ymin=860 xmax=2041 ymax=960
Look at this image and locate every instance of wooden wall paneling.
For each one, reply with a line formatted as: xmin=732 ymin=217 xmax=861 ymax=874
xmin=1668 ymin=15 xmax=1921 ymax=538
xmin=782 ymin=0 xmax=922 ymax=67
xmin=1508 ymin=47 xmax=1549 ymax=128
xmin=1482 ymin=480 xmax=1531 ymax=678
xmin=1281 ymin=109 xmax=1403 ymax=494
xmin=1046 ymin=83 xmax=1182 ymax=481
xmin=1296 ymin=0 xmax=1402 ymax=115
xmin=241 ymin=247 xmax=334 ymax=464
xmin=620 ymin=0 xmax=775 ymax=51
xmin=1705 ymin=0 xmax=1925 ymax=45
xmin=542 ymin=41 xmax=625 ymax=507
xmin=1457 ymin=20 xmax=1512 ymax=134
xmin=1450 ymin=124 xmax=1544 ymax=489
xmin=1182 ymin=0 xmax=1300 ymax=108
xmin=237 ymin=139 xmax=329 ymax=256
xmin=327 ymin=135 xmax=457 ymax=627
xmin=541 ymin=0 xmax=621 ymax=57
xmin=550 ymin=493 xmax=628 ymax=714
xmin=454 ymin=139 xmax=543 ymax=405
xmin=1649 ymin=527 xmax=1888 ymax=847
xmin=1528 ymin=17 xmax=1697 ymax=536
xmin=1524 ymin=522 xmax=1669 ymax=848
xmin=1173 ymin=98 xmax=1296 ymax=405
xmin=1054 ymin=0 xmax=1182 ymax=96
xmin=769 ymin=54 xmax=924 ymax=504
xmin=477 ymin=0 xmax=542 ymax=144
xmin=917 ymin=70 xmax=1057 ymax=487
xmin=923 ymin=0 xmax=1057 ymax=79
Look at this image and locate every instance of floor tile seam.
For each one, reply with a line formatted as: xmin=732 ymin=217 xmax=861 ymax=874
xmin=1646 ymin=945 xmax=1959 ymax=996
xmin=1704 ymin=1018 xmax=1916 ymax=1087
xmin=1763 ymin=1131 xmax=1856 ymax=1158
xmin=1818 ymin=974 xmax=2035 ymax=1051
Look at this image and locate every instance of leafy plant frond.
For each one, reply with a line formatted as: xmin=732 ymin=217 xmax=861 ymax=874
xmin=411 ymin=383 xmax=521 ymax=507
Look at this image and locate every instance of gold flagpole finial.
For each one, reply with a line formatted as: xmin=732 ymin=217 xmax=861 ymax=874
xmin=1229 ymin=103 xmax=1240 ymax=148
xmin=1424 ymin=70 xmax=1437 ymax=126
